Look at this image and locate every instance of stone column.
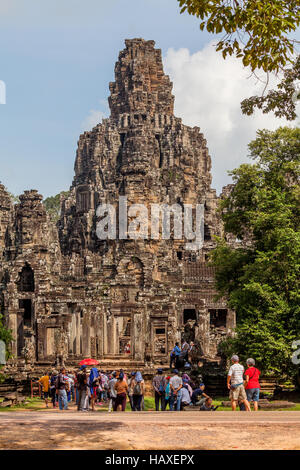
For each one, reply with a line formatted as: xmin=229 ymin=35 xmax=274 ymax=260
xmin=95 ymin=307 xmax=104 ymax=357
xmin=82 ymin=309 xmax=91 ymax=357
xmin=133 ymin=313 xmax=144 ymax=361
xmin=76 ymin=311 xmax=81 ymax=355
xmin=195 ymin=300 xmax=210 ymax=356
xmin=226 ymin=309 xmax=236 ymax=330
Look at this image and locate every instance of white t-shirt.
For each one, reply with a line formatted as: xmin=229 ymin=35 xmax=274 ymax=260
xmin=170 ymin=375 xmax=182 ymax=390
xmin=228 ymin=363 xmax=244 ymax=385
xmin=108 ymin=378 xmax=117 ymax=398
xmin=181 ymin=387 xmax=191 ymax=404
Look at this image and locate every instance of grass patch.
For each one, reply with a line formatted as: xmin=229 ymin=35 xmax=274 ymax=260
xmin=1 ymin=395 xmax=300 ymax=412
xmin=0 ymin=397 xmax=45 ymax=412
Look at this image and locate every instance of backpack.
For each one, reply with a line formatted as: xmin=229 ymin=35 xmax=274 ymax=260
xmin=55 ymin=374 xmax=63 ymax=389
xmin=77 ymin=372 xmax=87 ymax=388
xmin=133 ymin=382 xmax=142 ymax=395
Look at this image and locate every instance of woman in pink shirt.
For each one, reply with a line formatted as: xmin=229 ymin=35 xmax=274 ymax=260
xmin=244 ymin=358 xmax=261 ymax=411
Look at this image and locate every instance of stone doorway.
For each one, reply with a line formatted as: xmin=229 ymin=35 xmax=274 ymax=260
xmin=182 ymin=308 xmax=197 ymax=345
xmin=209 ymin=309 xmax=227 ymax=328
xmin=117 ymin=317 xmax=132 ymax=355
xmin=17 ymin=264 xmax=34 ymax=292
xmin=17 ymin=299 xmax=33 ymax=357
xmin=183 ymin=308 xmax=197 ymax=324
xmin=152 ymin=321 xmax=168 ymax=358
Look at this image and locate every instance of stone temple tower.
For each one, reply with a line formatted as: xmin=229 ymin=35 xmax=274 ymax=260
xmin=57 ymin=38 xmax=235 ymax=365
xmin=1 ymin=39 xmax=235 ymax=373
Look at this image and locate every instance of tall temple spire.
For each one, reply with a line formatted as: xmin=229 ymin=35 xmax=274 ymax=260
xmin=108 ymin=38 xmax=175 ymax=119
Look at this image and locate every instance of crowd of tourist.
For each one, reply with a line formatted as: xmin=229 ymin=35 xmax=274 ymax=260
xmin=37 ymin=347 xmax=261 ymax=412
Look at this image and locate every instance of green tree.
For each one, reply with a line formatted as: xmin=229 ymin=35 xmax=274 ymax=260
xmin=241 ymin=56 xmax=300 ymax=121
xmin=178 ymin=0 xmax=300 ymax=73
xmin=43 ymin=191 xmax=69 ymax=223
xmin=178 ymin=1 xmax=300 ymax=120
xmin=210 ymin=127 xmax=300 ymax=377
xmin=8 ymin=193 xmax=19 ymax=204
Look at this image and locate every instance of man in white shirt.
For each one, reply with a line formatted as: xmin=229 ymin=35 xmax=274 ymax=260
xmin=169 ymin=369 xmax=183 ymax=411
xmin=227 ymin=355 xmax=251 ymax=411
xmin=181 ymin=386 xmax=191 ymax=409
xmin=108 ymin=371 xmax=117 ymax=413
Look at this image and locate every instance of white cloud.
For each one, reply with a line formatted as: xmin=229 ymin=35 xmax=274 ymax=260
xmin=163 ymin=43 xmax=291 ymax=193
xmin=82 ymin=109 xmax=107 ymax=131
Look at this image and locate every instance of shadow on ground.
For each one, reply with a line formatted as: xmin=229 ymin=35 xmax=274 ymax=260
xmin=0 ymin=420 xmax=125 ymax=450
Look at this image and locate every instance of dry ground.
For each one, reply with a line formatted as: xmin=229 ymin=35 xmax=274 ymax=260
xmin=0 ymin=409 xmax=300 ymax=450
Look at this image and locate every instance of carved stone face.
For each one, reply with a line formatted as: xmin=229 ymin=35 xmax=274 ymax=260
xmin=20 ymin=220 xmax=33 ymax=244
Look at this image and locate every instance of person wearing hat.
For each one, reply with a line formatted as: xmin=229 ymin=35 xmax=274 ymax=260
xmin=227 ymin=355 xmax=251 ymax=411
xmin=169 ymin=369 xmax=183 ymax=411
xmin=76 ymin=365 xmax=88 ymax=411
xmin=152 ymin=368 xmax=166 ymax=411
xmin=50 ymin=370 xmax=58 ymax=408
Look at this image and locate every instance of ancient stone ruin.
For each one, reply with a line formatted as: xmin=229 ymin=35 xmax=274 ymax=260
xmin=0 ymin=39 xmax=236 ymax=377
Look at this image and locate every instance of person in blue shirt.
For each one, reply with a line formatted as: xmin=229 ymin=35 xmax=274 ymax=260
xmin=170 ymin=342 xmax=181 ymax=369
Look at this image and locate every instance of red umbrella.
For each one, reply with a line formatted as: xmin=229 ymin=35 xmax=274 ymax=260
xmin=79 ymin=358 xmax=99 ymax=366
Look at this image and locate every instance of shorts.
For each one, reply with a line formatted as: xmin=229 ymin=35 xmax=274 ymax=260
xmin=229 ymin=384 xmax=247 ymax=401
xmin=43 ymin=391 xmax=49 ymax=399
xmin=246 ymin=388 xmax=260 ymax=402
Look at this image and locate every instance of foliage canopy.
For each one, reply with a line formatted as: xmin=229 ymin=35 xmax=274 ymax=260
xmin=43 ymin=191 xmax=69 ymax=223
xmin=178 ymin=0 xmax=300 ymax=73
xmin=211 ymin=127 xmax=300 ymax=377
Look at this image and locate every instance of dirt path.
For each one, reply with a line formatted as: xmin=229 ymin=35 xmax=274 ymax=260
xmin=0 ymin=410 xmax=300 ymax=450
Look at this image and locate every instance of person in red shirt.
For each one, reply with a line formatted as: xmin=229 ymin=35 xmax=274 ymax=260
xmin=244 ymin=358 xmax=261 ymax=411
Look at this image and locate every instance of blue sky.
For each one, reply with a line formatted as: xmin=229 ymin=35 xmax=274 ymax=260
xmin=0 ymin=1 xmax=297 ymax=198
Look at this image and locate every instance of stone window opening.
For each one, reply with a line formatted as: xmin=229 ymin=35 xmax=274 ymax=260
xmin=117 ymin=134 xmax=126 ymax=169
xmin=187 ymin=252 xmax=197 ymax=262
xmin=209 ymin=309 xmax=227 ymax=328
xmin=120 ymin=133 xmax=126 ymax=147
xmin=17 ymin=264 xmax=34 ymax=292
xmin=183 ymin=309 xmax=197 ymax=324
xmin=19 ymin=299 xmax=32 ymax=327
xmin=177 ymin=251 xmax=183 ymax=260
xmin=78 ymin=192 xmax=90 ymax=212
xmin=156 ymin=327 xmax=165 ymax=335
xmin=118 ymin=318 xmax=131 ymax=355
xmin=153 ymin=323 xmax=167 ymax=355
xmin=155 ymin=135 xmax=163 ymax=168
xmin=204 ymin=224 xmax=211 ymax=241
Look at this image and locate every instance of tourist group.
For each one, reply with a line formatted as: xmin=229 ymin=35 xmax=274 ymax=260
xmin=37 ymin=346 xmax=260 ymax=412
